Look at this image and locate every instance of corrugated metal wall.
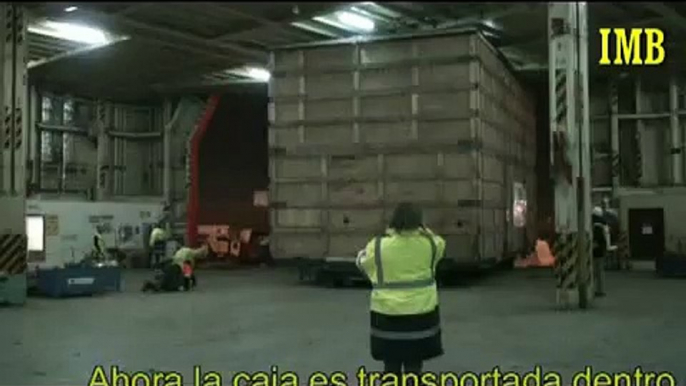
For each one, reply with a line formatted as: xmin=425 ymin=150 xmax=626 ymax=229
xmin=111 ymin=105 xmax=164 ymax=196
xmin=197 ymin=93 xmax=269 ymax=232
xmin=38 ymin=94 xmax=97 ymax=193
xmin=35 ymin=93 xmax=163 ymax=197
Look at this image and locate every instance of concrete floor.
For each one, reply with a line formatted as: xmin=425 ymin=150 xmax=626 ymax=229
xmin=1 ymin=267 xmax=685 ymax=386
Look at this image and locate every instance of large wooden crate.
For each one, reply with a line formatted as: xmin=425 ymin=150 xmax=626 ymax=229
xmin=268 ymin=30 xmax=536 ymax=264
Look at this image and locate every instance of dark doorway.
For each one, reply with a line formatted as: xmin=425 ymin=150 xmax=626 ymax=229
xmin=628 ymin=208 xmax=665 ymax=261
xmin=198 ymin=92 xmax=269 ymax=233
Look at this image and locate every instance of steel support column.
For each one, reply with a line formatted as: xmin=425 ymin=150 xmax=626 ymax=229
xmin=635 ymin=79 xmax=646 ymax=186
xmin=95 ymin=101 xmax=113 ymax=200
xmin=669 ymin=77 xmax=683 ymax=185
xmin=548 ymin=2 xmax=593 ymax=309
xmin=609 ymin=82 xmax=620 ymax=190
xmin=0 ymin=3 xmax=28 ymax=305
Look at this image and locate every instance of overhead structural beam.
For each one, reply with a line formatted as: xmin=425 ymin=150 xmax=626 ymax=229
xmin=28 ymin=36 xmax=130 ymax=69
xmin=114 ymin=3 xmax=156 ymax=16
xmin=152 ymin=79 xmax=267 ymax=94
xmin=203 ymin=4 xmax=315 ymax=41
xmin=209 ymin=3 xmax=350 ymax=42
xmin=149 ymin=2 xmax=348 ymax=85
xmin=290 ymin=22 xmax=343 ymax=39
xmin=70 ymin=7 xmax=268 ymax=61
xmin=642 ymin=3 xmax=686 ymax=27
xmin=436 ymin=3 xmax=538 ymax=29
xmin=367 ymin=3 xmax=434 ymax=28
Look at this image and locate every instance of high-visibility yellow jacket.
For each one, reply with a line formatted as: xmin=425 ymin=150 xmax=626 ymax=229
xmin=357 ymin=228 xmax=446 ymax=315
xmin=149 ymin=227 xmax=168 ymax=248
xmin=172 ymin=246 xmax=206 ymax=268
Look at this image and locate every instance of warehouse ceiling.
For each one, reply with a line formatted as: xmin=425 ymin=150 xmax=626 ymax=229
xmin=21 ymin=2 xmax=686 ymax=102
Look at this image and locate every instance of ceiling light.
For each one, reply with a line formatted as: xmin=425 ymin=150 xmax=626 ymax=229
xmin=336 ymin=11 xmax=375 ymax=32
xmin=246 ymin=67 xmax=271 ymax=82
xmin=65 ymin=6 xmax=78 ymax=12
xmin=28 ymin=21 xmax=110 ymax=45
xmin=482 ymin=19 xmax=501 ymax=31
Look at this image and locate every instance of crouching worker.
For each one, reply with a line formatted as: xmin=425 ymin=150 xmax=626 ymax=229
xmin=141 ymin=243 xmax=209 ymax=293
xmin=356 ymin=202 xmax=446 ymax=378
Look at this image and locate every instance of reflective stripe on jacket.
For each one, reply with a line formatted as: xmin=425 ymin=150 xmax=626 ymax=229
xmin=357 ymin=228 xmax=446 ymax=315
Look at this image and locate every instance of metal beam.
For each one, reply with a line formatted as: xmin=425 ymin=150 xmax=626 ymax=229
xmin=147 ymin=3 xmax=348 ymax=91
xmin=548 ymin=2 xmax=592 ymax=309
xmin=62 ymin=7 xmax=267 ymax=61
xmin=28 ymin=36 xmax=130 ymax=69
xmin=209 ymin=3 xmax=349 ymax=42
xmin=202 ymin=3 xmax=316 ymax=42
xmin=669 ymin=77 xmax=683 ymax=185
xmin=115 ymin=3 xmax=156 ymax=16
xmin=641 ymin=3 xmax=686 ymax=36
xmin=367 ymin=3 xmax=434 ymax=28
xmin=152 ymin=79 xmax=267 ymax=95
xmin=437 ymin=3 xmax=538 ymax=29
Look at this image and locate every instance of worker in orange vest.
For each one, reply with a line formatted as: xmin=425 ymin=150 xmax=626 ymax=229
xmin=142 ymin=242 xmax=208 ymax=293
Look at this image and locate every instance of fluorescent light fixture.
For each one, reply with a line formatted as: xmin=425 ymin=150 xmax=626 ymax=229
xmin=65 ymin=6 xmax=78 ymax=12
xmin=28 ymin=20 xmax=110 ymax=45
xmin=246 ymin=67 xmax=271 ymax=82
xmin=482 ymin=19 xmax=501 ymax=31
xmin=336 ymin=11 xmax=375 ymax=32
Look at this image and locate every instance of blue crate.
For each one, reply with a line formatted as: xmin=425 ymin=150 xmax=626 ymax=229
xmin=36 ymin=266 xmax=122 ymax=298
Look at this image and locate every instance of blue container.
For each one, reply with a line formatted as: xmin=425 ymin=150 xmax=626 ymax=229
xmin=36 ymin=266 xmax=122 ymax=298
xmin=656 ymin=253 xmax=686 ymax=277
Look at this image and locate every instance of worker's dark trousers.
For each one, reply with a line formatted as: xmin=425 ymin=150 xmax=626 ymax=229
xmin=384 ymin=360 xmax=423 ymax=379
xmin=151 ymin=242 xmax=165 ymax=267
xmin=593 ymin=256 xmax=606 ymax=295
xmin=183 ymin=274 xmax=197 ymax=290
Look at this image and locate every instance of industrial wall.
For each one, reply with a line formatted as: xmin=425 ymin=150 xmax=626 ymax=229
xmin=25 ymin=199 xmax=164 ymax=269
xmin=269 ymin=31 xmax=537 ymax=264
xmin=615 ymin=188 xmax=686 ymax=252
xmin=590 ymin=73 xmax=686 ymax=254
xmin=29 ymin=91 xmax=165 ymax=198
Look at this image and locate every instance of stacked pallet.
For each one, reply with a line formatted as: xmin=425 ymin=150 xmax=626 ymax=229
xmin=268 ymin=30 xmax=536 ymax=265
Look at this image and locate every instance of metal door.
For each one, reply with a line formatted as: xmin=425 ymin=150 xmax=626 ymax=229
xmin=628 ymin=208 xmax=665 ymax=261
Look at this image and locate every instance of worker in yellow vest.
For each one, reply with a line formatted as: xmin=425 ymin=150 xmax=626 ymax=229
xmin=149 ymin=223 xmax=168 ymax=267
xmin=356 ymin=202 xmax=446 ymax=377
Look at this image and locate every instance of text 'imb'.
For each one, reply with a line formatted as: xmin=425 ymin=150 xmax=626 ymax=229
xmin=598 ymin=28 xmax=665 ymax=65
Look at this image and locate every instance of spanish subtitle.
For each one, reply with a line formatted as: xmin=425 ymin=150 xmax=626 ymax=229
xmin=87 ymin=365 xmax=677 ymax=386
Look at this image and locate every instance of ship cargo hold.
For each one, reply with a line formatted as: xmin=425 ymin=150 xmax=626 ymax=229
xmin=267 ymin=29 xmax=537 ymax=279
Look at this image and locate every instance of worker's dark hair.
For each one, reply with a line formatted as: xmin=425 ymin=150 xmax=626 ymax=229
xmin=389 ymin=202 xmax=423 ymax=231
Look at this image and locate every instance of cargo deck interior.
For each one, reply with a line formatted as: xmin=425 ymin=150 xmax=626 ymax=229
xmin=4 ymin=2 xmax=686 ymax=384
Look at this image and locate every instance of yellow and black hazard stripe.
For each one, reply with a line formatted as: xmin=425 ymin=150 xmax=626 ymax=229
xmin=582 ymin=230 xmax=593 ymax=285
xmin=554 ymin=69 xmax=567 ymax=125
xmin=0 ymin=234 xmax=27 ymax=275
xmin=553 ymin=232 xmax=577 ymax=291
